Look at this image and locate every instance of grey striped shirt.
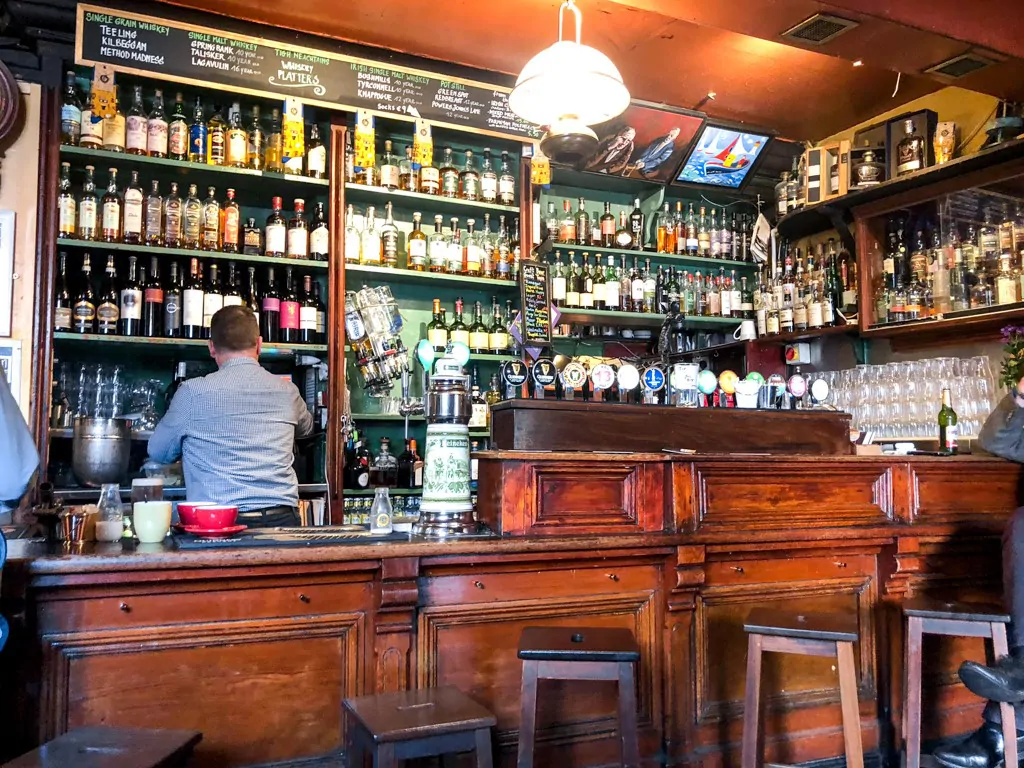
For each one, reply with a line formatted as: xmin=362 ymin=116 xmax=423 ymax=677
xmin=148 ymin=357 xmax=314 ymax=511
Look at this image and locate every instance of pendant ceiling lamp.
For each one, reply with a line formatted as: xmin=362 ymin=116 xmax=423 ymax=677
xmin=508 ymin=0 xmax=630 ymax=164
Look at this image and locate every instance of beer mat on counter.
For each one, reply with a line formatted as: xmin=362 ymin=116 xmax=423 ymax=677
xmin=173 ymin=529 xmax=412 ymax=549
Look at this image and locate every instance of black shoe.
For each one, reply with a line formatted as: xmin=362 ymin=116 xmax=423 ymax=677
xmin=933 ymin=722 xmax=1024 ymax=768
xmin=961 ymin=656 xmax=1024 ymax=704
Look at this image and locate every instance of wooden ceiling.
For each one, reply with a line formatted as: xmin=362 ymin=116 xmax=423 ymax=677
xmin=160 ymin=0 xmax=1024 ymax=142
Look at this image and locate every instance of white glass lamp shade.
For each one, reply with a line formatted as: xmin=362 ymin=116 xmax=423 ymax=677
xmin=509 ymin=40 xmax=629 ymax=127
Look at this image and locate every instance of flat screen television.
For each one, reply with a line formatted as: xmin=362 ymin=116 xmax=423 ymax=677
xmin=673 ymin=124 xmax=772 ymax=190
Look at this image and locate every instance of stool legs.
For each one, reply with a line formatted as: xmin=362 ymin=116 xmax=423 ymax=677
xmin=372 ymin=742 xmax=396 ymax=768
xmin=741 ymin=633 xmax=765 ymax=768
xmin=904 ymin=616 xmax=925 ymax=768
xmin=991 ymin=623 xmax=1019 ymax=768
xmin=517 ymin=659 xmax=539 ymax=768
xmin=836 ymin=640 xmax=864 ymax=768
xmin=617 ymin=661 xmax=640 ymax=768
xmin=474 ymin=726 xmax=494 ymax=768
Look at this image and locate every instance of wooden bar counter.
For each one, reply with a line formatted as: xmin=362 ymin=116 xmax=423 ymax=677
xmin=0 ymin=451 xmax=1018 ymax=768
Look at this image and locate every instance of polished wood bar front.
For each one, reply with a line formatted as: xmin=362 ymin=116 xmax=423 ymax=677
xmin=1 ymin=453 xmax=1017 ymax=767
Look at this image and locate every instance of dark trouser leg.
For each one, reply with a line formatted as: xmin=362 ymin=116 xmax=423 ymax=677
xmin=983 ymin=506 xmax=1024 ymax=730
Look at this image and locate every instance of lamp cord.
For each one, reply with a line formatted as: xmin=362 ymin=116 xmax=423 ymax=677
xmin=558 ymin=0 xmax=582 ymax=44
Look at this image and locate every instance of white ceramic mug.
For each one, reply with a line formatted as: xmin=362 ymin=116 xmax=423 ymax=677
xmin=133 ymin=501 xmax=172 ymax=543
xmin=733 ymin=320 xmax=757 ymax=341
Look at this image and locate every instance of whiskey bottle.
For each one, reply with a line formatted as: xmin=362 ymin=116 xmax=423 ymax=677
xmin=247 ymin=105 xmax=265 ymax=170
xmin=265 ymin=108 xmax=284 ymax=173
xmin=344 ymin=205 xmax=361 ymax=264
xmin=398 ymin=145 xmax=418 ymax=192
xmin=600 ymin=202 xmax=615 ymax=247
xmin=206 ymin=104 xmax=227 ymax=166
xmin=439 ymin=147 xmax=459 ymax=199
xmin=449 ymin=297 xmax=470 ymax=346
xmin=379 ymin=140 xmax=400 ymax=190
xmin=97 ymin=255 xmax=120 ymax=335
xmin=101 ymin=168 xmax=123 ymax=243
xmin=428 ymin=215 xmax=446 ymax=273
xmin=147 ymin=89 xmax=168 ymax=158
xmin=58 ymin=162 xmax=77 ymax=239
xmin=360 ymin=206 xmax=382 ymax=266
xmin=460 ymin=150 xmax=480 ymax=201
xmin=54 ymin=252 xmax=72 ymax=331
xmin=125 ymin=85 xmax=147 ymax=155
xmin=60 ymin=71 xmax=81 ymax=145
xmin=222 ymin=188 xmax=241 ymax=254
xmin=896 ymin=119 xmax=924 ymax=177
xmin=420 ymin=152 xmax=440 ymax=196
xmin=188 ymin=97 xmax=207 ymax=163
xmin=427 ymin=298 xmax=448 ymax=351
xmin=629 ymin=197 xmax=645 ymax=251
xmin=630 ymin=258 xmax=645 ymax=313
xmin=72 ymin=253 xmax=96 ymax=333
xmin=243 ymin=218 xmax=263 ymax=256
xmin=469 ymin=300 xmax=489 ymax=353
xmin=119 ymin=255 xmax=143 ymax=336
xmin=685 ymin=203 xmax=699 ymax=253
xmin=168 ymin=92 xmax=188 ymax=161
xmin=550 ymin=252 xmax=567 ymax=307
xmin=181 ymin=257 xmax=205 ymax=339
xmin=379 ymin=201 xmax=399 ymax=268
xmin=445 ymin=217 xmax=462 ymax=274
xmin=265 ymin=196 xmax=287 ymax=258
xmin=183 ymin=184 xmax=202 ymax=249
xmin=122 ymin=171 xmax=145 ymax=246
xmin=102 ymin=87 xmax=126 ymax=152
xmin=603 ymin=254 xmax=620 ymax=310
xmin=480 ymin=149 xmax=498 ymax=204
xmin=163 ymin=182 xmax=183 ymax=248
xmin=225 ymin=103 xmax=248 ymax=168
xmin=579 ymin=254 xmax=594 ymax=309
xmin=163 ymin=260 xmax=181 ymax=338
xmin=464 ymin=218 xmax=482 ymax=276
xmin=200 ymin=186 xmax=221 ymax=251
xmin=287 ymin=198 xmax=310 ymax=260
xmin=575 ymin=198 xmax=590 ymax=246
xmin=498 ymin=151 xmax=516 ymax=206
xmin=145 ymin=180 xmax=163 ymax=247
xmin=495 ymin=215 xmax=512 ymax=280
xmin=697 ymin=206 xmax=710 ymax=256
xmin=615 ymin=211 xmax=633 ymax=250
xmin=309 ymin=202 xmax=329 ymax=262
xmin=558 ymin=200 xmax=576 ymax=244
xmin=407 ymin=212 xmax=427 ymax=272
xmin=79 ymin=81 xmax=103 ymax=150
xmin=488 ymin=297 xmax=508 ymax=352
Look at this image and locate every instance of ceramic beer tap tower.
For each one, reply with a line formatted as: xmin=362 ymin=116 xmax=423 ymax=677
xmin=413 ymin=344 xmax=475 ymax=537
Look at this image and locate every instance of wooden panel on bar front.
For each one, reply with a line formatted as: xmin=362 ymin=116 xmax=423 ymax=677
xmin=476 ymin=453 xmax=670 ymax=536
xmin=909 ymin=458 xmax=1022 ymax=525
xmin=683 ymin=459 xmax=893 ymax=531
xmin=490 ymin=400 xmax=853 ymax=455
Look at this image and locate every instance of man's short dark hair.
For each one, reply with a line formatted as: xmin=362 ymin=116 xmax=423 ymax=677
xmin=210 ymin=306 xmax=259 ymax=352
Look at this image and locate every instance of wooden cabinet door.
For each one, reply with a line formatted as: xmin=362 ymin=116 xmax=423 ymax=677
xmin=418 ymin=557 xmax=667 ymax=766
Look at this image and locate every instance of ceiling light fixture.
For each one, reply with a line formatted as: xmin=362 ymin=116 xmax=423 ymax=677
xmin=508 ymin=0 xmax=630 ymax=165
xmin=852 ymin=59 xmax=863 ymax=67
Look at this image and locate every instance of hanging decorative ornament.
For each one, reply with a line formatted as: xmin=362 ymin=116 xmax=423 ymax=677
xmin=508 ymin=0 xmax=629 ymax=166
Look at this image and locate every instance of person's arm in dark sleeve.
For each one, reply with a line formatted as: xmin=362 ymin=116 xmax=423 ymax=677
xmin=978 ymin=393 xmax=1024 ymax=461
xmin=147 ymin=385 xmax=190 ymax=463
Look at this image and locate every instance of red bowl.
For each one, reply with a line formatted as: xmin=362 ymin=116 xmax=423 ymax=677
xmin=178 ymin=503 xmax=237 ymax=529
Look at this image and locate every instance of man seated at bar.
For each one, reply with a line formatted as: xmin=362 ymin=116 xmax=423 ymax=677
xmin=933 ymin=383 xmax=1024 ymax=768
xmin=148 ymin=305 xmax=314 ymax=528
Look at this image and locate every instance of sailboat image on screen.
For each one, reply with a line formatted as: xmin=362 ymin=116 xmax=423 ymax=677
xmin=674 ymin=124 xmax=771 ymax=190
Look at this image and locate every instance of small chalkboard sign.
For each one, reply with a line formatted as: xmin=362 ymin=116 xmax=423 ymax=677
xmin=519 ymin=259 xmax=552 ymax=346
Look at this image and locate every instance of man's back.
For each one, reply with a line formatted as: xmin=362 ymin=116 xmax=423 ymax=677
xmin=148 ymin=357 xmax=314 ymax=510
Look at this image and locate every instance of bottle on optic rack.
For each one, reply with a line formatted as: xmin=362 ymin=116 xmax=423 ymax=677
xmin=142 ymin=256 xmax=163 ymax=338
xmin=102 ymin=87 xmax=126 ymax=152
xmin=265 ymin=196 xmax=287 ymax=258
xmin=460 ymin=150 xmax=480 ymax=201
xmin=58 ymin=162 xmax=76 ymax=239
xmin=427 ymin=298 xmax=448 ymax=351
xmin=428 ymin=214 xmax=446 ymax=273
xmin=399 ymin=145 xmax=418 ymax=192
xmin=101 ymin=168 xmax=122 ymax=243
xmin=379 ymin=201 xmax=399 ymax=268
xmin=246 ymin=105 xmax=265 ymax=170
xmin=309 ymin=202 xmax=329 ymax=262
xmin=54 ymin=252 xmax=72 ymax=331
xmin=202 ymin=262 xmax=223 ymax=338
xmin=188 ymin=97 xmax=207 ymax=163
xmin=279 ymin=266 xmax=301 ymax=343
xmin=287 ymin=199 xmax=309 ymax=260
xmin=299 ymin=274 xmax=319 ymax=344
xmin=146 ymin=88 xmax=168 ymax=158
xmin=201 ymin=187 xmax=221 ymax=251
xmin=360 ymin=206 xmax=381 ymax=266
xmin=73 ymin=253 xmax=96 ymax=333
xmin=167 ymin=92 xmax=188 ymax=161
xmin=125 ymin=85 xmax=147 ymax=155
xmin=498 ymin=151 xmax=516 ymax=206
xmin=96 ymin=255 xmax=120 ymax=335
xmin=379 ymin=140 xmax=400 ymax=190
xmin=261 ymin=266 xmax=280 ymax=342
xmin=182 ymin=257 xmax=205 ymax=339
xmin=407 ymin=212 xmax=427 ymax=272
xmin=60 ymin=71 xmax=81 ymax=145
xmin=206 ymin=104 xmax=227 ymax=166
xmin=164 ymin=260 xmax=182 ymax=338
xmin=122 ymin=170 xmax=144 ymax=245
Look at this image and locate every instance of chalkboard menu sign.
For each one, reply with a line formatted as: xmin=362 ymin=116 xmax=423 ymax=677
xmin=75 ymin=5 xmax=540 ymax=142
xmin=519 ymin=260 xmax=552 ymax=346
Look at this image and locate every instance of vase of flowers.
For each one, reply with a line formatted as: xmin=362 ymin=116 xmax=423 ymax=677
xmin=999 ymin=325 xmax=1024 ymax=394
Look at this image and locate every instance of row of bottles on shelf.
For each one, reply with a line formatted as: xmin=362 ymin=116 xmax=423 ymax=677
xmin=550 ymin=250 xmax=752 ymax=317
xmin=55 ymin=251 xmax=326 ymax=344
xmin=545 ymin=197 xmax=757 ymax=261
xmin=873 ymin=205 xmax=1024 ymax=325
xmin=754 ymin=239 xmax=856 ymax=337
xmin=342 ymin=493 xmax=423 ymax=526
xmin=426 ymin=297 xmax=517 ymax=355
xmin=343 ymin=203 xmax=521 ymax=279
xmin=57 ymin=164 xmax=328 ymax=260
xmin=343 ymin=435 xmax=425 ymax=492
xmin=346 ymin=136 xmax=517 ymax=206
xmin=61 ymin=73 xmax=327 ymax=177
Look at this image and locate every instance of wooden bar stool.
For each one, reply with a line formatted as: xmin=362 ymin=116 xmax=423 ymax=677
xmin=902 ymin=598 xmax=1018 ymax=768
xmin=5 ymin=727 xmax=202 ymax=767
xmin=516 ymin=625 xmax=641 ymax=768
xmin=343 ymin=686 xmax=495 ymax=768
xmin=742 ymin=609 xmax=862 ymax=768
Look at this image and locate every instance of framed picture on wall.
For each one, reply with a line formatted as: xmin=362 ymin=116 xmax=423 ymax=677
xmin=0 ymin=210 xmax=15 ymax=337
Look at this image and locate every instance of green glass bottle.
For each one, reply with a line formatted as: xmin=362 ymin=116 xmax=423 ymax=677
xmin=937 ymin=387 xmax=958 ymax=454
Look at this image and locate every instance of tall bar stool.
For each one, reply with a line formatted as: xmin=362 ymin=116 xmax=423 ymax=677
xmin=516 ymin=625 xmax=641 ymax=768
xmin=901 ymin=598 xmax=1018 ymax=768
xmin=742 ymin=608 xmax=863 ymax=768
